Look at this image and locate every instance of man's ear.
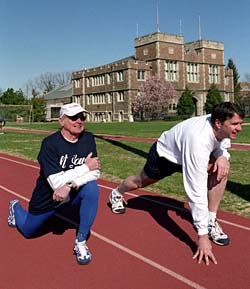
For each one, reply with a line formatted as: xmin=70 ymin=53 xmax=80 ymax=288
xmin=58 ymin=117 xmax=64 ymax=126
xmin=214 ymin=119 xmax=222 ymax=129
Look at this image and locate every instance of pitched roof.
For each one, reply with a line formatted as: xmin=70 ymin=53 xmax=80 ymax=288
xmin=43 ymin=84 xmax=72 ymax=100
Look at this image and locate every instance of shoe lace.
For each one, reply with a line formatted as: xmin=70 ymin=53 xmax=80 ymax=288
xmin=112 ymin=194 xmax=127 ymax=207
xmin=209 ymin=219 xmax=224 ymax=236
xmin=77 ymin=241 xmax=90 ymax=258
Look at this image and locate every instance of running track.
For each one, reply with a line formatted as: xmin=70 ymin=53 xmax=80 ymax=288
xmin=0 ymin=152 xmax=250 ymax=289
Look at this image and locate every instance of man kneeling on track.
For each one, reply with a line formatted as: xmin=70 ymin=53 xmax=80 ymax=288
xmin=8 ymin=103 xmax=101 ymax=265
xmin=109 ymin=102 xmax=245 ymax=265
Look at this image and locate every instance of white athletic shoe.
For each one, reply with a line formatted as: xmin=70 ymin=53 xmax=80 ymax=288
xmin=109 ymin=189 xmax=127 ymax=214
xmin=73 ymin=239 xmax=92 ymax=265
xmin=8 ymin=199 xmax=19 ymax=227
xmin=208 ymin=219 xmax=230 ymax=246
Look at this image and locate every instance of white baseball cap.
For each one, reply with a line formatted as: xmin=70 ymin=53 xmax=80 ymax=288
xmin=59 ymin=103 xmax=88 ymax=118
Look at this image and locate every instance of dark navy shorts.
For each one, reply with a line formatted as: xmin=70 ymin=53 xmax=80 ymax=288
xmin=143 ymin=142 xmax=182 ymax=180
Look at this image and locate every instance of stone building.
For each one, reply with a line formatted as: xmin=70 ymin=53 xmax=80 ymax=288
xmin=70 ymin=31 xmax=235 ymax=122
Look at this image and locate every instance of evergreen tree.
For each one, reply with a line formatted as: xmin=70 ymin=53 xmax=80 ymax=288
xmin=227 ymin=58 xmax=241 ymax=104
xmin=177 ymin=87 xmax=195 ymax=116
xmin=204 ymin=84 xmax=222 ymax=113
xmin=0 ymin=88 xmax=27 ymax=105
xmin=30 ymin=97 xmax=46 ymax=122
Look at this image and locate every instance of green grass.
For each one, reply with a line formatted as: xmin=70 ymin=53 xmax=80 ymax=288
xmin=1 ymin=129 xmax=249 ymax=218
xmin=5 ymin=119 xmax=250 ymax=143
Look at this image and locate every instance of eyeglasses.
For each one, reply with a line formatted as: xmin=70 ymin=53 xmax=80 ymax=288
xmin=67 ymin=114 xmax=87 ymax=121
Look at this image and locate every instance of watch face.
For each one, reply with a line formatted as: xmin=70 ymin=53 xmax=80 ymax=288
xmin=67 ymin=182 xmax=73 ymax=188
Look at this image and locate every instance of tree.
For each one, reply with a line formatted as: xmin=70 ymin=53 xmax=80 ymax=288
xmin=30 ymin=97 xmax=46 ymax=122
xmin=227 ymin=58 xmax=241 ymax=104
xmin=0 ymin=88 xmax=31 ymax=121
xmin=177 ymin=87 xmax=195 ymax=116
xmin=204 ymin=84 xmax=222 ymax=113
xmin=24 ymin=71 xmax=71 ymax=97
xmin=133 ymin=75 xmax=175 ymax=120
xmin=0 ymin=88 xmax=27 ymax=105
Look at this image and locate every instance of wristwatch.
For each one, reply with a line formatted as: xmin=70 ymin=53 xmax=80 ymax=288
xmin=66 ymin=181 xmax=73 ymax=188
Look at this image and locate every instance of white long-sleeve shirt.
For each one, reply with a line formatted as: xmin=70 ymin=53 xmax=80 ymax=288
xmin=156 ymin=114 xmax=230 ymax=235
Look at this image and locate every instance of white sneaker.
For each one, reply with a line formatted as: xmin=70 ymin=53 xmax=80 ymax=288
xmin=73 ymin=239 xmax=92 ymax=265
xmin=208 ymin=219 xmax=230 ymax=246
xmin=8 ymin=199 xmax=19 ymax=227
xmin=109 ymin=189 xmax=127 ymax=214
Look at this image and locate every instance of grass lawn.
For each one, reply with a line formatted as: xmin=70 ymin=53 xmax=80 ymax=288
xmin=4 ymin=118 xmax=250 ymax=143
xmin=1 ymin=123 xmax=249 ymax=218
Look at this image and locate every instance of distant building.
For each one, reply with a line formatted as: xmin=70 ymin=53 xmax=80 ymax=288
xmin=43 ymin=84 xmax=72 ymax=121
xmin=44 ymin=31 xmax=235 ymax=122
xmin=72 ymin=31 xmax=234 ymax=122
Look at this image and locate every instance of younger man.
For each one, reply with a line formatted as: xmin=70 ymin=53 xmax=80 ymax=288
xmin=109 ymin=102 xmax=244 ymax=265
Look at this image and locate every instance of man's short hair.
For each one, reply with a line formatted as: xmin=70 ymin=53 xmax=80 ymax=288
xmin=211 ymin=102 xmax=245 ymax=124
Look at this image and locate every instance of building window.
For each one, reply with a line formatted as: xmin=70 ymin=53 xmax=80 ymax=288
xmin=137 ymin=70 xmax=145 ymax=80
xmin=92 ymin=93 xmax=106 ymax=104
xmin=168 ymin=47 xmax=174 ymax=54
xmin=74 ymin=79 xmax=81 ymax=88
xmin=117 ymin=71 xmax=124 ymax=82
xmin=106 ymin=73 xmax=111 ymax=84
xmin=86 ymin=78 xmax=90 ymax=87
xmin=92 ymin=74 xmax=105 ymax=86
xmin=86 ymin=95 xmax=91 ymax=105
xmin=117 ymin=91 xmax=124 ymax=102
xmin=224 ymin=93 xmax=230 ymax=101
xmin=168 ymin=103 xmax=177 ymax=112
xmin=209 ymin=65 xmax=220 ymax=83
xmin=165 ymin=60 xmax=178 ymax=81
xmin=106 ymin=93 xmax=112 ymax=103
xmin=143 ymin=49 xmax=148 ymax=55
xmin=89 ymin=77 xmax=93 ymax=87
xmin=187 ymin=63 xmax=199 ymax=83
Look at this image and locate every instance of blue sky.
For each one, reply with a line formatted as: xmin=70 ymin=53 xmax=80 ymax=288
xmin=1 ymin=0 xmax=250 ymax=92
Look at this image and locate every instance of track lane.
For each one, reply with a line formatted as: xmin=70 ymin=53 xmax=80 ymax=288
xmin=1 ymin=153 xmax=250 ymax=289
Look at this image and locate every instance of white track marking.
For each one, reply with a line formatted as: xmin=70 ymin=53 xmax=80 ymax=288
xmin=0 ymin=156 xmax=39 ymax=169
xmin=0 ymin=185 xmax=30 ymax=202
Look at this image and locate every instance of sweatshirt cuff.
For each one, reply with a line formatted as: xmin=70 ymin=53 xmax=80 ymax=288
xmin=197 ymin=228 xmax=208 ymax=235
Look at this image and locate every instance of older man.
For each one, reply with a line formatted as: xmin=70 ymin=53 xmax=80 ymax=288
xmin=8 ymin=102 xmax=101 ymax=265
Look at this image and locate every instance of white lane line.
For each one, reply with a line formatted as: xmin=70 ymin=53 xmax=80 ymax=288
xmin=0 ymin=183 xmax=206 ymax=289
xmin=0 ymin=185 xmax=30 ymax=202
xmin=0 ymin=156 xmax=39 ymax=169
xmin=1 ymin=155 xmax=250 ymax=233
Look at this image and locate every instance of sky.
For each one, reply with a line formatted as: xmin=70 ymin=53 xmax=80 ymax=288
xmin=1 ymin=0 xmax=250 ymax=92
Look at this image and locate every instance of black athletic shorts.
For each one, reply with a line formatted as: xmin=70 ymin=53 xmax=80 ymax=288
xmin=143 ymin=142 xmax=182 ymax=180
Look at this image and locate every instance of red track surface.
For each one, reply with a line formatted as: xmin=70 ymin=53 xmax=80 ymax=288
xmin=0 ymin=152 xmax=250 ymax=289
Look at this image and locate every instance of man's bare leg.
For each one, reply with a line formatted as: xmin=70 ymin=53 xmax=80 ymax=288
xmin=207 ymin=171 xmax=230 ymax=246
xmin=117 ymin=170 xmax=158 ymax=194
xmin=110 ymin=170 xmax=158 ymax=213
xmin=207 ymin=173 xmax=227 ymax=213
